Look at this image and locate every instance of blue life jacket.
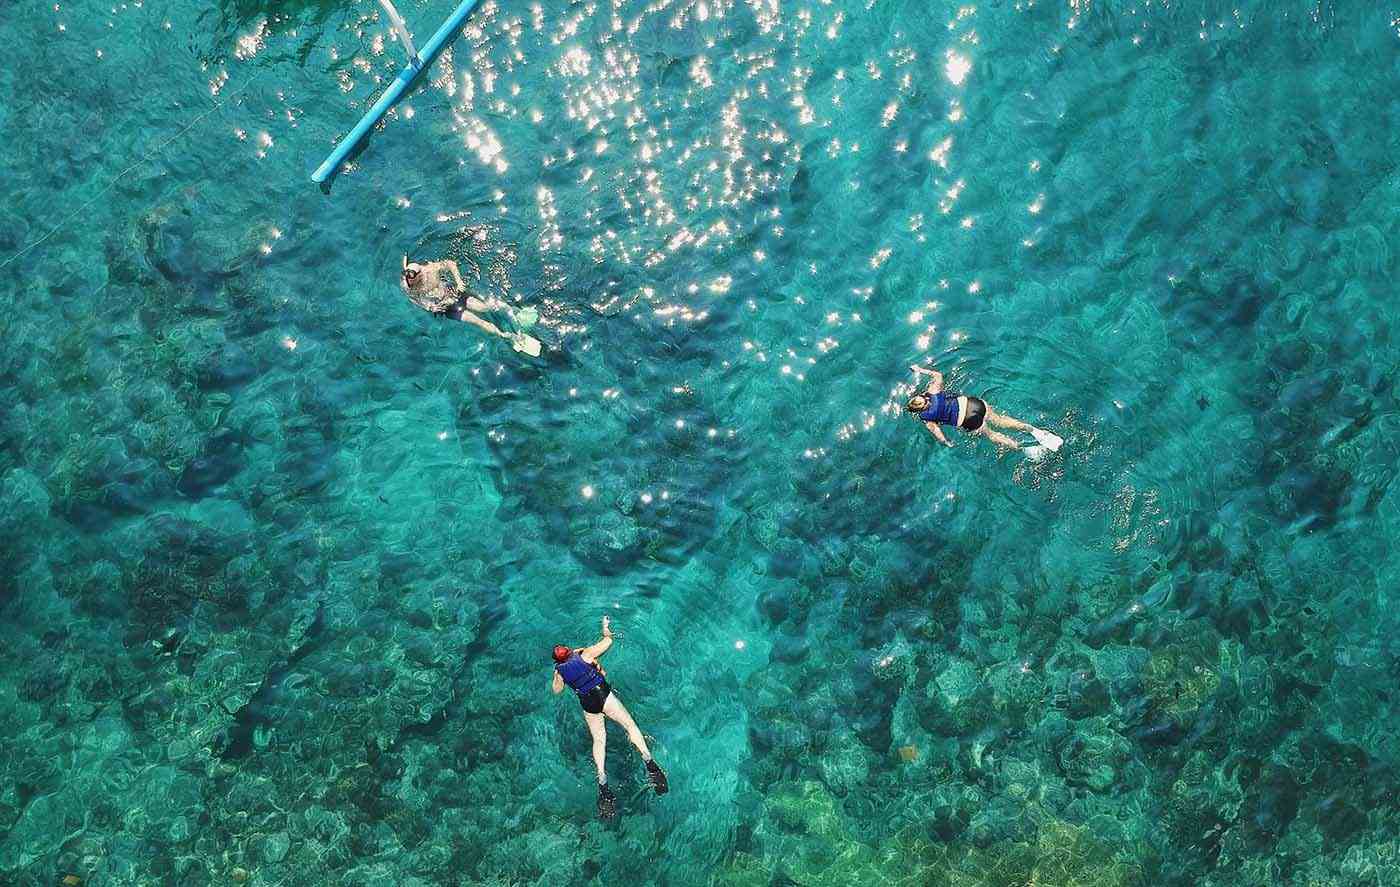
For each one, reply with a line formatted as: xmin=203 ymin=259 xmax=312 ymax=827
xmin=919 ymin=392 xmax=960 ymax=426
xmin=557 ymin=654 xmax=604 ymax=695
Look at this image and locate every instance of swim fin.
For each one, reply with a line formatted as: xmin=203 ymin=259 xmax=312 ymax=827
xmin=511 ymin=333 xmax=543 ymax=357
xmin=1030 ymin=428 xmax=1063 ymax=452
xmin=510 ymin=306 xmax=539 ymax=329
xmin=646 ymin=760 xmax=669 ymax=796
xmin=598 ymin=783 xmax=617 ymax=821
xmin=1023 ymin=445 xmax=1048 ymax=461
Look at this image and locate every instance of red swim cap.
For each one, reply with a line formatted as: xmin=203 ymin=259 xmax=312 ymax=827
xmin=552 ymin=645 xmax=572 ymax=663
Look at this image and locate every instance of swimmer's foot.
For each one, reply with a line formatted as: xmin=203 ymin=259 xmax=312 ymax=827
xmin=646 ymin=760 xmax=669 ymax=795
xmin=597 ymin=783 xmax=618 ymax=820
xmin=1030 ymin=428 xmax=1063 ymax=452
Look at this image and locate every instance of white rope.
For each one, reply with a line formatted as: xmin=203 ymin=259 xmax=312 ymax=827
xmin=0 ymin=77 xmax=259 ymax=273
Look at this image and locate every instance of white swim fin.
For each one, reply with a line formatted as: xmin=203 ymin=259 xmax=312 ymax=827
xmin=1024 ymin=445 xmax=1048 ymax=461
xmin=511 ymin=333 xmax=543 ymax=357
xmin=1030 ymin=428 xmax=1063 ymax=452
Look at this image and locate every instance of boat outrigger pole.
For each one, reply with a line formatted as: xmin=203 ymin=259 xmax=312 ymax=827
xmin=311 ymin=0 xmax=483 ymax=184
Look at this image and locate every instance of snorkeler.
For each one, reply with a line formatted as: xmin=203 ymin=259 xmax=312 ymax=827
xmin=400 ymin=255 xmax=542 ymax=356
xmin=906 ymin=364 xmax=1063 ymax=457
xmin=552 ymin=615 xmax=668 ymax=820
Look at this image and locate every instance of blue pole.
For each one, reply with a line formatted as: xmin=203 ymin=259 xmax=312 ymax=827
xmin=311 ymin=0 xmax=483 ymax=184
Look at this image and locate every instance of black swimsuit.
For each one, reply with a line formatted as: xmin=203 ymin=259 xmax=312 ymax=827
xmin=960 ymin=396 xmax=987 ymax=431
xmin=578 ymin=681 xmax=612 ymax=714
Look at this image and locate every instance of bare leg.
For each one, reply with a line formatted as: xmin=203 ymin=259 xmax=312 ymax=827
xmin=583 ymin=710 xmax=608 ymax=783
xmin=978 ymin=428 xmax=1022 ymax=450
xmin=457 ymin=310 xmax=507 ymax=338
xmin=447 ymin=261 xmax=468 ymax=291
xmin=984 ymin=406 xmax=1034 ymax=432
xmin=463 ymin=295 xmax=507 ymax=314
xmin=602 ymin=693 xmax=652 ymax=761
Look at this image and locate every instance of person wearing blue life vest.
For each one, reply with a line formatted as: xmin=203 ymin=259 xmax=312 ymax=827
xmin=552 ymin=615 xmax=668 ymax=820
xmin=905 ymin=364 xmax=1063 ymax=458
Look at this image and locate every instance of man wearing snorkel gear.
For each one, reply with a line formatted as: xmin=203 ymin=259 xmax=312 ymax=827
xmin=400 ymin=254 xmax=541 ymax=355
xmin=551 ymin=615 xmax=668 ymax=820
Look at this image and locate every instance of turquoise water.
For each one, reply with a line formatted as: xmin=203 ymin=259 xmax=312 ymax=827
xmin=3 ymin=0 xmax=1400 ymax=883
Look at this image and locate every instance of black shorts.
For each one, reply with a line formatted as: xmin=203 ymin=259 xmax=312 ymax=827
xmin=960 ymin=397 xmax=987 ymax=431
xmin=579 ymin=681 xmax=612 ymax=714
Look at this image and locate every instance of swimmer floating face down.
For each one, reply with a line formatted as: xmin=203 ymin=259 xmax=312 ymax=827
xmin=549 ymin=616 xmax=668 ymax=820
xmin=397 ymin=254 xmax=542 ymax=356
xmin=905 ymin=364 xmax=1064 ymax=458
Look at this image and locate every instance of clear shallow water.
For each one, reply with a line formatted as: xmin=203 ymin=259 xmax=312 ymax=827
xmin=3 ymin=0 xmax=1400 ymax=884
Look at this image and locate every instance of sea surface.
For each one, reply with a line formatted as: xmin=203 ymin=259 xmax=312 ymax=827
xmin=3 ymin=0 xmax=1400 ymax=884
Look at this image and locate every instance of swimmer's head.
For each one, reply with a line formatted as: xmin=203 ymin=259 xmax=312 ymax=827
xmin=906 ymin=394 xmax=930 ymax=414
xmin=552 ymin=645 xmax=572 ymax=663
xmin=402 ymin=255 xmax=423 ymax=285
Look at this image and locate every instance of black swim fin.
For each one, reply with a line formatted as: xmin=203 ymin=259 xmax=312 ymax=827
xmin=646 ymin=760 xmax=669 ymax=795
xmin=597 ymin=783 xmax=618 ymax=820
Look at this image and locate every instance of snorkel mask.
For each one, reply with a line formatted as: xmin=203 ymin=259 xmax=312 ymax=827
xmin=402 ymin=255 xmax=422 ymax=283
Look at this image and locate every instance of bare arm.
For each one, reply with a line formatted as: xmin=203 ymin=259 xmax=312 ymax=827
xmin=579 ymin=615 xmax=614 ymax=662
xmin=910 ymin=364 xmax=945 ymax=395
xmin=925 ymin=421 xmax=954 ymax=448
xmin=551 ymin=670 xmax=564 ymax=694
xmin=446 ymin=261 xmax=468 ymax=291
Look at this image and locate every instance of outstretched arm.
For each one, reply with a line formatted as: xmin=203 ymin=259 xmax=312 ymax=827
xmin=910 ymin=364 xmax=944 ymax=394
xmin=925 ymin=421 xmax=954 ymax=448
xmin=446 ymin=261 xmax=468 ymax=291
xmin=551 ymin=670 xmax=564 ymax=694
xmin=580 ymin=616 xmax=614 ymax=662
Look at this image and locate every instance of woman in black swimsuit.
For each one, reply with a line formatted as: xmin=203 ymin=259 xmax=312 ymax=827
xmin=552 ymin=616 xmax=668 ymax=819
xmin=906 ymin=364 xmax=1063 ymax=456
